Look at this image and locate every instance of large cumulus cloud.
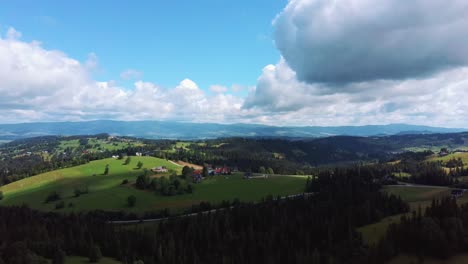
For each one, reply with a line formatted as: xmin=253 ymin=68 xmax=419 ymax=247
xmin=242 ymin=0 xmax=468 ymax=127
xmin=274 ymin=0 xmax=468 ymax=84
xmin=0 ymin=28 xmax=250 ymax=124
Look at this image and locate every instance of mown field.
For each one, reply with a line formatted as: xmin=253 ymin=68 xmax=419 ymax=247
xmin=0 ymin=157 xmax=306 ymax=213
xmin=358 ymin=185 xmax=453 ymax=245
xmin=388 ymin=254 xmax=468 ymax=264
xmin=57 ymin=137 xmax=144 ymax=153
xmin=65 ymin=256 xmax=121 ymax=264
xmin=426 ymin=152 xmax=468 ymax=164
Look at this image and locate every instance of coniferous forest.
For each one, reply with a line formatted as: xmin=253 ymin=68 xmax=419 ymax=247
xmin=0 ymin=166 xmax=411 ymax=264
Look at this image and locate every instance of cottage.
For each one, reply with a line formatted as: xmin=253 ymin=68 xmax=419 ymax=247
xmin=151 ymin=166 xmax=168 ymax=173
xmin=451 ymin=189 xmax=464 ymax=198
xmin=191 ymin=170 xmax=203 ymax=183
xmin=214 ymin=166 xmax=232 ymax=175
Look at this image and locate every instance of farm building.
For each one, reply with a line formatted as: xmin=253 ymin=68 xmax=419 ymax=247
xmin=192 ymin=170 xmax=203 ymax=183
xmin=451 ymin=189 xmax=464 ymax=198
xmin=152 ymin=166 xmax=168 ymax=173
xmin=214 ymin=166 xmax=232 ymax=175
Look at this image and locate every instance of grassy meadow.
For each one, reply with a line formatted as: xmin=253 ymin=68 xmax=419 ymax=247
xmin=358 ymin=185 xmax=453 ymax=245
xmin=388 ymin=254 xmax=468 ymax=264
xmin=0 ymin=156 xmax=306 ymax=213
xmin=426 ymin=152 xmax=468 ymax=164
xmin=65 ymin=256 xmax=121 ymax=264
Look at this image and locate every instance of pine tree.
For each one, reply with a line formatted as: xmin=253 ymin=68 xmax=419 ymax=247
xmin=127 ymin=195 xmax=137 ymax=207
xmin=52 ymin=248 xmax=66 ymax=264
xmin=104 ymin=164 xmax=109 ymax=175
xmin=88 ymin=245 xmax=102 ymax=263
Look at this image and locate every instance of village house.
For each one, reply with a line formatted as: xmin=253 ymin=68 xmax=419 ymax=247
xmin=214 ymin=166 xmax=231 ymax=175
xmin=192 ymin=170 xmax=203 ymax=183
xmin=151 ymin=166 xmax=168 ymax=173
xmin=451 ymin=189 xmax=464 ymax=198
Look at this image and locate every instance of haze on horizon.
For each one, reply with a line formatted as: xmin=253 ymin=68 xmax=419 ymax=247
xmin=1 ymin=0 xmax=468 ymax=127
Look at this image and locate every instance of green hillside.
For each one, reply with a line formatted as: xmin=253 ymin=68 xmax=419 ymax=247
xmin=0 ymin=157 xmax=306 ymax=213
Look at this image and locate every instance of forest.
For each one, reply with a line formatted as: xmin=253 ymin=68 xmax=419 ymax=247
xmin=0 ymin=166 xmax=409 ymax=264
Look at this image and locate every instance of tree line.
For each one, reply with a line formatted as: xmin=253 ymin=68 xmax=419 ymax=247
xmin=0 ymin=166 xmax=409 ymax=264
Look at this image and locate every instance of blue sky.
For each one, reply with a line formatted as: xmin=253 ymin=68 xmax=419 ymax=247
xmin=1 ymin=0 xmax=468 ymax=127
xmin=0 ymin=0 xmax=285 ymax=91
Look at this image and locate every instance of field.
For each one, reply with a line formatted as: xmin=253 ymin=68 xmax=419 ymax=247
xmin=66 ymin=256 xmax=121 ymax=264
xmin=426 ymin=152 xmax=468 ymax=164
xmin=0 ymin=157 xmax=306 ymax=213
xmin=388 ymin=254 xmax=468 ymax=264
xmin=391 ymin=172 xmax=412 ymax=178
xmin=57 ymin=137 xmax=144 ymax=153
xmin=358 ymin=185 xmax=452 ymax=245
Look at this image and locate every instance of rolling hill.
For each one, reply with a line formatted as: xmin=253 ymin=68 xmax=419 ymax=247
xmin=0 ymin=156 xmax=306 ymax=213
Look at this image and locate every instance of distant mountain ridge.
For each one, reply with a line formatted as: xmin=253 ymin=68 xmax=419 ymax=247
xmin=0 ymin=120 xmax=465 ymax=140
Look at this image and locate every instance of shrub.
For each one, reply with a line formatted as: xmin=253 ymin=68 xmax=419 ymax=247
xmin=55 ymin=201 xmax=65 ymax=210
xmin=45 ymin=191 xmax=61 ymax=203
xmin=74 ymin=185 xmax=89 ymax=197
xmin=121 ymin=179 xmax=129 ymax=185
xmin=127 ymin=195 xmax=136 ymax=207
xmin=88 ymin=245 xmax=102 ymax=263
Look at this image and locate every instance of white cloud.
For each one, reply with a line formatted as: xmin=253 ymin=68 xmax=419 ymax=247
xmin=241 ymin=0 xmax=468 ymax=127
xmin=0 ymin=27 xmax=249 ymax=124
xmin=85 ymin=53 xmax=99 ymax=71
xmin=210 ymin=85 xmax=228 ymax=94
xmin=6 ymin=27 xmax=22 ymax=40
xmin=274 ymin=0 xmax=468 ymax=84
xmin=244 ymin=59 xmax=468 ymax=127
xmin=3 ymin=21 xmax=468 ymax=128
xmin=120 ymin=69 xmax=143 ymax=80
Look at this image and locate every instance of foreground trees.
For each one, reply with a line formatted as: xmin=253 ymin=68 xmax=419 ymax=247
xmin=0 ymin=166 xmax=409 ymax=264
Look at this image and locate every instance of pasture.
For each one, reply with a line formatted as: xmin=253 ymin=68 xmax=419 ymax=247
xmin=388 ymin=254 xmax=468 ymax=264
xmin=0 ymin=157 xmax=307 ymax=213
xmin=66 ymin=256 xmax=121 ymax=264
xmin=426 ymin=152 xmax=468 ymax=164
xmin=358 ymin=185 xmax=452 ymax=245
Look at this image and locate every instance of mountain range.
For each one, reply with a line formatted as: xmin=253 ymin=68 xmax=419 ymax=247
xmin=0 ymin=120 xmax=465 ymax=140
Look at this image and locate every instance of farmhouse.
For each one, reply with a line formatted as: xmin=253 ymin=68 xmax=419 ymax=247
xmin=152 ymin=166 xmax=168 ymax=173
xmin=192 ymin=170 xmax=203 ymax=183
xmin=214 ymin=166 xmax=232 ymax=175
xmin=451 ymin=189 xmax=464 ymax=198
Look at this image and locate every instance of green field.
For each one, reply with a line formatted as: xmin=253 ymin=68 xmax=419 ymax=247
xmin=426 ymin=152 xmax=468 ymax=164
xmin=358 ymin=185 xmax=452 ymax=245
xmin=0 ymin=157 xmax=306 ymax=213
xmin=388 ymin=254 xmax=468 ymax=264
xmin=391 ymin=172 xmax=412 ymax=178
xmin=66 ymin=256 xmax=121 ymax=264
xmin=57 ymin=138 xmax=143 ymax=153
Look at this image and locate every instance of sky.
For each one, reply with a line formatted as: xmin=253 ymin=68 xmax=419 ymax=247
xmin=1 ymin=0 xmax=468 ymax=127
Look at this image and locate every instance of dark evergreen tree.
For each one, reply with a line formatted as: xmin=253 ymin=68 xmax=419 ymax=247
xmin=52 ymin=248 xmax=66 ymax=264
xmin=127 ymin=195 xmax=136 ymax=207
xmin=103 ymin=164 xmax=109 ymax=175
xmin=88 ymin=245 xmax=102 ymax=263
